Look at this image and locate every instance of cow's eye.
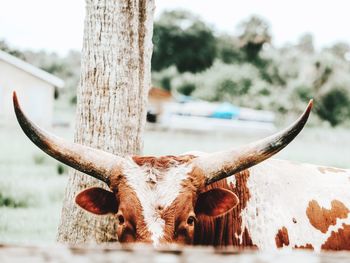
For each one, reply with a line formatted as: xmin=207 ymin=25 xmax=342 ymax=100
xmin=187 ymin=216 xmax=196 ymax=226
xmin=117 ymin=214 xmax=125 ymax=225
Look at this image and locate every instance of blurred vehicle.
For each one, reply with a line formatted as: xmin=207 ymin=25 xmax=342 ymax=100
xmin=147 ymin=88 xmax=275 ymax=133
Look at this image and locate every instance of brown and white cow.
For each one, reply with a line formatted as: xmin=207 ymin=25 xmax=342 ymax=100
xmin=13 ymin=92 xmax=350 ymax=251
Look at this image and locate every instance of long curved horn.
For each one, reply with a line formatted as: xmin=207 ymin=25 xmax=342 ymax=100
xmin=194 ymin=100 xmax=313 ymax=185
xmin=13 ymin=91 xmax=125 ymax=185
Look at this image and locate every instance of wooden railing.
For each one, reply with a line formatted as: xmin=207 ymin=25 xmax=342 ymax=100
xmin=1 ymin=244 xmax=350 ymax=262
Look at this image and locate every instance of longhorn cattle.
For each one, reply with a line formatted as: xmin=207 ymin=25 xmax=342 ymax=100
xmin=13 ymin=92 xmax=350 ymax=251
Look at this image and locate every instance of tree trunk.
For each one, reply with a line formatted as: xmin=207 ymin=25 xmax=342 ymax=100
xmin=57 ymin=0 xmax=154 ymax=243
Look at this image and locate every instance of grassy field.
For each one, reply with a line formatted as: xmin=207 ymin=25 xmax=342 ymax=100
xmin=0 ymin=122 xmax=349 ymax=244
xmin=145 ymin=126 xmax=350 ymax=168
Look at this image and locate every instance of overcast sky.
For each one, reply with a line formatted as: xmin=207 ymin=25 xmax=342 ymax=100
xmin=0 ymin=0 xmax=349 ymax=55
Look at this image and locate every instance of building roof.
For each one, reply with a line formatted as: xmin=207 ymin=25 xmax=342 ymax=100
xmin=149 ymin=87 xmax=173 ymax=101
xmin=0 ymin=49 xmax=64 ymax=88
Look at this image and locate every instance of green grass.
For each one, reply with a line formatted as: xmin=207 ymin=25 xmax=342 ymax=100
xmin=144 ymin=127 xmax=350 ymax=168
xmin=0 ymin=122 xmax=349 ymax=244
xmin=0 ymin=205 xmax=62 ymax=244
xmin=0 ymin=125 xmax=68 ymax=244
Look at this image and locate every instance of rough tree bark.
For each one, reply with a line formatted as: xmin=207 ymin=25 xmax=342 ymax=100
xmin=57 ymin=0 xmax=154 ymax=243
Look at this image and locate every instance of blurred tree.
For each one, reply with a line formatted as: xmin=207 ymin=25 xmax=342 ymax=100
xmin=312 ymin=61 xmax=333 ymax=92
xmin=176 ymin=61 xmax=271 ymax=107
xmin=328 ymin=42 xmax=350 ymax=60
xmin=297 ymin=33 xmax=315 ymax=54
xmin=295 ymin=85 xmax=313 ymax=103
xmin=152 ymin=10 xmax=216 ymax=73
xmin=177 ymin=82 xmax=196 ymax=96
xmin=237 ymin=16 xmax=271 ymax=62
xmin=4 ymin=9 xmax=350 ymax=127
xmin=216 ymin=34 xmax=243 ymax=63
xmin=0 ymin=39 xmax=25 ymax=59
xmin=316 ymin=87 xmax=350 ymax=126
xmin=151 ymin=66 xmax=178 ymax=91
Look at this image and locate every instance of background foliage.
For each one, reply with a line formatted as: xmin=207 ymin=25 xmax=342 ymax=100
xmin=152 ymin=11 xmax=350 ymax=127
xmin=1 ymin=10 xmax=350 ymax=126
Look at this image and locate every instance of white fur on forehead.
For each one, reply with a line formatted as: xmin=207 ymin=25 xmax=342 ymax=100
xmin=122 ymin=157 xmax=192 ymax=246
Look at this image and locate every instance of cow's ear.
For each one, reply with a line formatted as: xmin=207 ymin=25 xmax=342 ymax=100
xmin=195 ymin=188 xmax=239 ymax=217
xmin=75 ymin=187 xmax=118 ymax=215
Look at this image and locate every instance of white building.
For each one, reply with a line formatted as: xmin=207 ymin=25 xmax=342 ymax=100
xmin=0 ymin=49 xmax=64 ymax=127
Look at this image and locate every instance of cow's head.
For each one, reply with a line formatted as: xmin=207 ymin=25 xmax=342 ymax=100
xmin=13 ymin=92 xmax=312 ymax=246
